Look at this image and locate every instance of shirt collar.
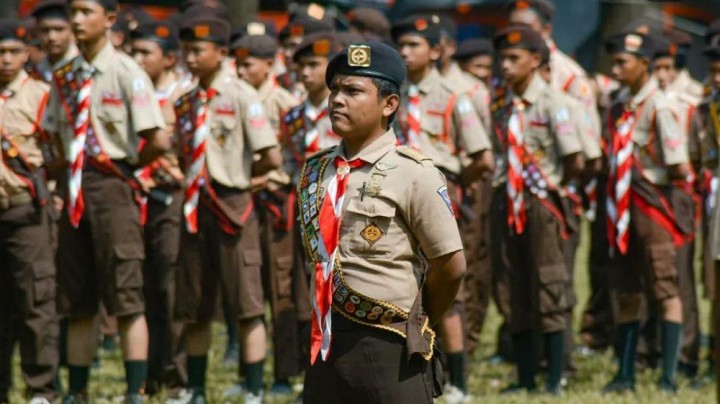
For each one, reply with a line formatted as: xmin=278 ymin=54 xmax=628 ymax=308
xmin=629 ymin=78 xmax=657 ymax=108
xmin=337 ymin=128 xmax=397 ymax=165
xmin=78 ymin=40 xmax=115 ymax=74
xmin=415 ymin=68 xmax=439 ymax=94
xmin=304 ymin=97 xmax=328 ymax=120
xmin=258 ymin=77 xmax=276 ymax=101
xmin=516 ymin=72 xmax=545 ymax=105
xmin=1 ymin=70 xmax=28 ymax=95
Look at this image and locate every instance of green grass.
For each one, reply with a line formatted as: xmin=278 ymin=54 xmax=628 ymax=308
xmin=9 ymin=221 xmax=718 ymax=402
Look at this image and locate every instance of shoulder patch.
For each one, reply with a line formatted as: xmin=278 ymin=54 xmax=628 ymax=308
xmin=396 ymin=146 xmax=431 ymax=163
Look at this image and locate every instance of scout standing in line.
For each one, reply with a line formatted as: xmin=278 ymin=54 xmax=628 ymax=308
xmin=0 ymin=19 xmax=58 ymax=404
xmin=231 ymin=32 xmax=304 ymax=396
xmin=301 ymin=39 xmax=466 ymax=404
xmin=454 ymin=38 xmax=495 ymax=87
xmin=172 ymin=16 xmax=281 ymax=404
xmin=42 ymin=0 xmax=170 ymax=402
xmin=392 ymin=14 xmax=494 ymax=401
xmin=490 ymin=25 xmax=584 ymax=395
xmin=652 ymin=34 xmax=704 ymax=380
xmin=30 ymin=0 xmax=78 ymax=83
xmin=129 ymin=20 xmax=189 ymax=397
xmin=603 ymin=31 xmax=691 ymax=394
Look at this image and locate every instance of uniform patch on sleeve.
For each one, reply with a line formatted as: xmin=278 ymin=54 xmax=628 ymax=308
xmin=437 ymin=185 xmax=454 ymax=214
xmin=457 ymin=99 xmax=472 ymax=114
xmin=133 ymin=79 xmax=145 ymax=92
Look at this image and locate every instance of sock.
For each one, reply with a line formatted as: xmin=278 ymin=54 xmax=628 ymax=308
xmin=446 ymin=352 xmax=467 ymax=393
xmin=243 ymin=360 xmax=265 ymax=395
xmin=512 ymin=331 xmax=537 ymax=389
xmin=615 ymin=321 xmax=640 ymax=383
xmin=661 ymin=321 xmax=683 ymax=384
xmin=544 ymin=331 xmax=564 ymax=391
xmin=68 ymin=365 xmax=90 ymax=394
xmin=124 ymin=360 xmax=147 ymax=394
xmin=187 ymin=356 xmax=208 ymax=392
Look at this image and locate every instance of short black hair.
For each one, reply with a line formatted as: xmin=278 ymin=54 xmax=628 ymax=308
xmin=369 ymin=76 xmax=399 ymax=127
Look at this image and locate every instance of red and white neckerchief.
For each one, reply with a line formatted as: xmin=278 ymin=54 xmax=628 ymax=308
xmin=606 ymin=107 xmax=636 ymax=256
xmin=506 ymin=98 xmax=527 ymax=234
xmin=303 ymin=102 xmax=329 ymax=154
xmin=405 ymin=84 xmax=422 ymax=150
xmin=67 ymin=65 xmax=95 ymax=228
xmin=183 ymin=87 xmax=216 ymax=233
xmin=310 ymin=155 xmax=366 ymax=364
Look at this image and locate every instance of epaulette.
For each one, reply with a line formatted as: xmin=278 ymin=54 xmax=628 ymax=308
xmin=396 ymin=146 xmax=431 ymax=163
xmin=306 ymin=145 xmax=336 ymax=162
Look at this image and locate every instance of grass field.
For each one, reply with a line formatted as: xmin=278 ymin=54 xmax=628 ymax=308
xmin=8 ymin=222 xmax=718 ymax=403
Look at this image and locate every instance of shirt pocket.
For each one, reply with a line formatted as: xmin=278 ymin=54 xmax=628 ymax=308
xmin=341 ymin=197 xmax=397 ymax=258
xmin=96 ymin=104 xmax=128 ymax=139
xmin=210 ymin=117 xmax=237 ymax=149
xmin=421 ymin=111 xmax=446 ymax=140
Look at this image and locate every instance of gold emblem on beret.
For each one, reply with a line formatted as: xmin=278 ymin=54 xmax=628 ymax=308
xmin=624 ymin=34 xmax=643 ymax=52
xmin=508 ymin=31 xmax=522 ymax=45
xmin=360 ymin=223 xmax=384 ymax=246
xmin=247 ymin=22 xmax=266 ymax=36
xmin=348 ymin=45 xmax=371 ymax=67
xmin=155 ymin=25 xmax=170 ymax=38
xmin=194 ymin=25 xmax=210 ymax=38
xmin=414 ymin=18 xmax=428 ymax=31
xmin=313 ymin=39 xmax=331 ymax=56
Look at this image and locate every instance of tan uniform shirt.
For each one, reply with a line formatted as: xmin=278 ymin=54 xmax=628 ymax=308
xmin=560 ymin=91 xmax=602 ymax=160
xmin=665 ymin=88 xmax=702 ymax=165
xmin=258 ymin=77 xmax=299 ymax=134
xmin=0 ymin=71 xmax=49 ymax=202
xmin=32 ymin=44 xmax=79 ymax=83
xmin=491 ymin=73 xmax=584 ymax=187
xmin=669 ymin=69 xmax=703 ymax=107
xmin=399 ymin=68 xmax=491 ymax=175
xmin=42 ymin=41 xmax=166 ymax=165
xmin=183 ymin=70 xmax=277 ymax=190
xmin=315 ymin=129 xmax=464 ymax=312
xmin=611 ymin=79 xmax=688 ymax=185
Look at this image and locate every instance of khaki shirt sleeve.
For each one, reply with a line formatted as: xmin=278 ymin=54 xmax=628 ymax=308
xmin=549 ymin=97 xmax=584 ymax=157
xmin=120 ymin=64 xmax=166 ymax=134
xmin=570 ymin=100 xmax=602 ymax=160
xmin=406 ymin=162 xmax=464 ymax=259
xmin=453 ymin=93 xmax=491 ymax=155
xmin=240 ymin=88 xmax=278 ymax=153
xmin=655 ymin=104 xmax=688 ymax=166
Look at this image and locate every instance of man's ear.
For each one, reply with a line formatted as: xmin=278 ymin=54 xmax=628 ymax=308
xmin=105 ymin=10 xmax=117 ymax=31
xmin=530 ymin=51 xmax=541 ymax=70
xmin=429 ymin=43 xmax=442 ymax=61
xmin=383 ymin=94 xmax=400 ymax=119
xmin=542 ymin=22 xmax=552 ymax=40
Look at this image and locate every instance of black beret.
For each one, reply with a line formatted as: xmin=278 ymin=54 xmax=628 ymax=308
xmin=507 ymin=0 xmax=556 ymax=22
xmin=278 ymin=16 xmax=334 ymax=42
xmin=231 ymin=20 xmax=276 ymax=44
xmin=453 ymin=38 xmax=494 ymax=60
xmin=391 ymin=14 xmax=441 ymax=46
xmin=292 ymin=32 xmax=343 ymax=63
xmin=325 ymin=40 xmax=406 ymax=87
xmin=665 ymin=29 xmax=692 ymax=48
xmin=605 ymin=32 xmax=654 ymax=58
xmin=130 ymin=20 xmax=180 ymax=51
xmin=651 ymin=35 xmax=676 ymax=60
xmin=67 ymin=0 xmax=117 ymax=11
xmin=435 ymin=14 xmax=457 ymax=41
xmin=346 ymin=7 xmax=390 ymax=40
xmin=0 ymin=18 xmax=29 ymax=43
xmin=32 ymin=0 xmax=69 ymax=21
xmin=180 ymin=16 xmax=231 ymax=46
xmin=231 ymin=34 xmax=277 ymax=59
xmin=180 ymin=0 xmax=226 ymax=13
xmin=493 ymin=25 xmax=545 ymax=52
xmin=706 ymin=19 xmax=720 ymax=45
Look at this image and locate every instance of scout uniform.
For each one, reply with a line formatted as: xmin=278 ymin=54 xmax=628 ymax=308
xmin=29 ymin=0 xmax=79 ymax=83
xmin=302 ymin=40 xmax=462 ymax=403
xmin=603 ymin=32 xmax=690 ymax=393
xmin=490 ymin=26 xmax=583 ymax=393
xmin=230 ymin=33 xmax=306 ymax=388
xmin=0 ymin=20 xmax=57 ymax=403
xmin=127 ymin=20 xmax=189 ymax=394
xmin=172 ymin=15 xmax=276 ymax=359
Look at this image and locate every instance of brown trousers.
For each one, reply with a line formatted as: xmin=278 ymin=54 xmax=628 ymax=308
xmin=303 ymin=314 xmax=434 ymax=404
xmin=143 ymin=192 xmax=187 ymax=392
xmin=0 ymin=203 xmax=59 ymax=401
xmin=490 ymin=188 xmax=568 ymax=335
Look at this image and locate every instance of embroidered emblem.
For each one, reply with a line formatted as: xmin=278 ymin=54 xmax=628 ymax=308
xmin=437 ymin=185 xmax=454 ymax=214
xmin=360 ymin=223 xmax=384 ymax=246
xmin=348 ymin=45 xmax=371 ymax=67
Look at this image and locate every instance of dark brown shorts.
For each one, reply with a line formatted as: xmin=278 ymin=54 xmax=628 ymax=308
xmin=57 ymin=169 xmax=145 ymax=318
xmin=175 ymin=189 xmax=264 ymax=323
xmin=611 ymin=202 xmax=679 ymax=301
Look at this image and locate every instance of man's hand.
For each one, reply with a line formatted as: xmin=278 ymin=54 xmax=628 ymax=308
xmin=425 ymin=250 xmax=466 ymax=326
xmin=461 ymin=150 xmax=495 ymax=186
xmin=138 ymin=128 xmax=171 ymax=167
xmin=252 ymin=146 xmax=282 ymax=177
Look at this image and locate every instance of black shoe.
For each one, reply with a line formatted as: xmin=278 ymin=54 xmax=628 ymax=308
xmin=658 ymin=377 xmax=677 ymax=394
xmin=500 ymin=384 xmax=536 ymax=395
xmin=601 ymin=378 xmax=635 ymax=394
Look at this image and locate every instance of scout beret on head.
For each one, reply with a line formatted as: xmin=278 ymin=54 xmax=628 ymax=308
xmin=0 ymin=19 xmax=29 ymax=43
xmin=507 ymin=0 xmax=556 ymax=22
xmin=130 ymin=20 xmax=180 ymax=51
xmin=325 ymin=40 xmax=406 ymax=88
xmin=231 ymin=20 xmax=276 ymax=44
xmin=493 ymin=25 xmax=545 ymax=52
xmin=346 ymin=7 xmax=390 ymax=40
xmin=605 ymin=32 xmax=654 ymax=58
xmin=180 ymin=16 xmax=231 ymax=46
xmin=32 ymin=0 xmax=69 ymax=21
xmin=651 ymin=35 xmax=676 ymax=60
xmin=231 ymin=34 xmax=278 ymax=59
xmin=67 ymin=0 xmax=118 ymax=11
xmin=292 ymin=32 xmax=342 ymax=63
xmin=391 ymin=14 xmax=441 ymax=46
xmin=435 ymin=14 xmax=457 ymax=41
xmin=454 ymin=38 xmax=493 ymax=60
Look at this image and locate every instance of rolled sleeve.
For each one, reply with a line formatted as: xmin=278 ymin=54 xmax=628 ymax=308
xmin=241 ymin=96 xmax=277 ymax=153
xmin=454 ymin=94 xmax=491 ymax=155
xmin=122 ymin=68 xmax=166 ymax=134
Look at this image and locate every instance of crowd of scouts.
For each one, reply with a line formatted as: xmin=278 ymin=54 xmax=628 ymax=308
xmin=2 ymin=0 xmax=720 ymax=402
